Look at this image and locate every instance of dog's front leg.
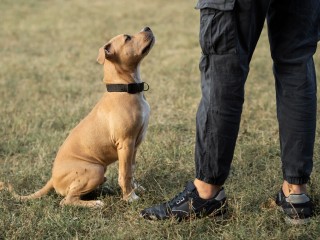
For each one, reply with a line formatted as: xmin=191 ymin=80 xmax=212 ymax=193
xmin=131 ymin=150 xmax=145 ymax=192
xmin=117 ymin=143 xmax=138 ymax=202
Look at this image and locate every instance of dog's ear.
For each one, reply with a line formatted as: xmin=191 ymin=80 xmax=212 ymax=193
xmin=97 ymin=43 xmax=114 ymax=64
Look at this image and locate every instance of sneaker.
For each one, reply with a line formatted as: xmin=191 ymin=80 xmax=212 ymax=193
xmin=275 ymin=189 xmax=313 ymax=225
xmin=140 ymin=181 xmax=227 ymax=220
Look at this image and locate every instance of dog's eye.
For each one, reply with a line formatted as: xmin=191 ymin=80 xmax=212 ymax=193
xmin=124 ymin=34 xmax=131 ymax=42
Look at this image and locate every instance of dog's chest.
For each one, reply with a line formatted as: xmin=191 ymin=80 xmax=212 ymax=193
xmin=102 ymin=94 xmax=150 ymax=135
xmin=122 ymin=97 xmax=149 ymax=128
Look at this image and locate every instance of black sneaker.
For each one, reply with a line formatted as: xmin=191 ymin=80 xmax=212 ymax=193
xmin=140 ymin=181 xmax=227 ymax=220
xmin=275 ymin=189 xmax=313 ymax=225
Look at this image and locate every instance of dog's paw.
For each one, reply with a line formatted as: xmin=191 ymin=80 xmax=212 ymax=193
xmin=93 ymin=200 xmax=105 ymax=208
xmin=133 ymin=181 xmax=145 ymax=192
xmin=125 ymin=191 xmax=140 ymax=203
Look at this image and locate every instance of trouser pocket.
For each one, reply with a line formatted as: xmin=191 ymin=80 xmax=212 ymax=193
xmin=197 ymin=1 xmax=236 ymax=55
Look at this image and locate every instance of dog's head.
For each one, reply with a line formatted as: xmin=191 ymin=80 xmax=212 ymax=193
xmin=97 ymin=27 xmax=155 ymax=72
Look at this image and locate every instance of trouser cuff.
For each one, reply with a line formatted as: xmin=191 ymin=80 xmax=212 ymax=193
xmin=284 ymin=176 xmax=310 ymax=185
xmin=195 ymin=173 xmax=227 ymax=186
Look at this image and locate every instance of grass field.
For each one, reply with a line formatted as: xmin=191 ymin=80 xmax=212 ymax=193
xmin=0 ymin=0 xmax=319 ymax=239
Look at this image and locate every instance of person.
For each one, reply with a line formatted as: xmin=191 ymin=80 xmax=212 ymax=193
xmin=140 ymin=0 xmax=320 ymax=225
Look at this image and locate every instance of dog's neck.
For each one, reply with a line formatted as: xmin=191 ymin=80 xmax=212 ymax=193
xmin=103 ymin=62 xmax=142 ymax=84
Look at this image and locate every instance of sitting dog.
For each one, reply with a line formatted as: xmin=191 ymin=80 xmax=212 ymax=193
xmin=0 ymin=27 xmax=155 ymax=207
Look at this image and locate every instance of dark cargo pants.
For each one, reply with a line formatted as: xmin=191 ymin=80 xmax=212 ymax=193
xmin=194 ymin=0 xmax=320 ymax=185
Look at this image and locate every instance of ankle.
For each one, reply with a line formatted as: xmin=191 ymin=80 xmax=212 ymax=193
xmin=282 ymin=180 xmax=307 ymax=197
xmin=194 ymin=179 xmax=221 ymax=200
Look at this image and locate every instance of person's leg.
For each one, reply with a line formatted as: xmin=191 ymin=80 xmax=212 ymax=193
xmin=268 ymin=0 xmax=319 ymax=224
xmin=140 ymin=0 xmax=272 ymax=220
xmin=194 ymin=0 xmax=271 ymax=198
xmin=267 ymin=0 xmax=319 ymax=196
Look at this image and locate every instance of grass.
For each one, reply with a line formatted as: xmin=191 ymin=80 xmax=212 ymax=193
xmin=0 ymin=0 xmax=319 ymax=239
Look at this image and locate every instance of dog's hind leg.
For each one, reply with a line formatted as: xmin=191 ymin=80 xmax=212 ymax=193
xmin=60 ymin=195 xmax=104 ymax=208
xmin=60 ymin=179 xmax=105 ymax=208
xmin=59 ymin=166 xmax=106 ymax=208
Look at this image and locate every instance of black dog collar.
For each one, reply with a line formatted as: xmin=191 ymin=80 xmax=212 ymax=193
xmin=106 ymin=82 xmax=149 ymax=94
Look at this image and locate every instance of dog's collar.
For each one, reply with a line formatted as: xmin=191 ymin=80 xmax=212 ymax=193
xmin=106 ymin=82 xmax=149 ymax=94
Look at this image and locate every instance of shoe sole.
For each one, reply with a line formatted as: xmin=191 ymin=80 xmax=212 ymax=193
xmin=206 ymin=201 xmax=229 ymax=220
xmin=284 ymin=216 xmax=311 ymax=225
xmin=277 ymin=206 xmax=311 ymax=225
xmin=208 ymin=210 xmax=229 ymax=222
xmin=140 ymin=200 xmax=228 ymax=221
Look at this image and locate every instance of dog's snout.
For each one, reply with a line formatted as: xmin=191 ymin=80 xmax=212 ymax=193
xmin=142 ymin=27 xmax=151 ymax=32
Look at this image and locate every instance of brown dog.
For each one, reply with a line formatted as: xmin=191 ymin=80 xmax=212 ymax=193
xmin=0 ymin=27 xmax=155 ymax=207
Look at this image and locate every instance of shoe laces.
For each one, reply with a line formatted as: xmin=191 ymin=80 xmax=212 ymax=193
xmin=168 ymin=187 xmax=190 ymax=207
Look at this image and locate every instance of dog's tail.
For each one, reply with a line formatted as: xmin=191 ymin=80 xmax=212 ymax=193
xmin=0 ymin=179 xmax=53 ymax=201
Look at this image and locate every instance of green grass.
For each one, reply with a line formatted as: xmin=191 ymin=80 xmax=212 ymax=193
xmin=0 ymin=0 xmax=320 ymax=239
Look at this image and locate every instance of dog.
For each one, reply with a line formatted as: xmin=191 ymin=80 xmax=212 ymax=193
xmin=0 ymin=27 xmax=155 ymax=208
